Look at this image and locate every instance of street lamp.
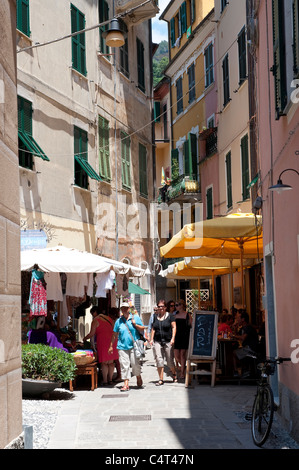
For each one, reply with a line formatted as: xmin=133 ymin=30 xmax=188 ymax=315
xmin=102 ymin=18 xmax=125 ymax=47
xmin=268 ymin=168 xmax=299 ymax=194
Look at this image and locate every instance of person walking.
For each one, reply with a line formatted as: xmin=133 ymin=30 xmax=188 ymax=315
xmin=108 ymin=302 xmax=145 ymax=392
xmin=83 ymin=307 xmax=119 ymax=385
xmin=173 ymin=300 xmax=192 ymax=380
xmin=150 ymin=299 xmax=177 ymax=386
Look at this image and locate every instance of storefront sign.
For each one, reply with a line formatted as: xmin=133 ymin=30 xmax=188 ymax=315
xmin=21 ymin=230 xmax=47 ymax=251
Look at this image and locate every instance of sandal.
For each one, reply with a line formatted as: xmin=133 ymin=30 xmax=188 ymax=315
xmin=156 ymin=380 xmax=164 ymax=386
xmin=173 ymin=374 xmax=178 ymax=383
xmin=120 ymin=385 xmax=129 ymax=392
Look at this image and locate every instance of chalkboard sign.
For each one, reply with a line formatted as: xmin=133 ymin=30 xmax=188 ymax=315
xmin=188 ymin=310 xmax=218 ymax=360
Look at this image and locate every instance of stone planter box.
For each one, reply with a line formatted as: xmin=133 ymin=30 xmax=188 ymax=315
xmin=22 ymin=378 xmax=61 ymax=397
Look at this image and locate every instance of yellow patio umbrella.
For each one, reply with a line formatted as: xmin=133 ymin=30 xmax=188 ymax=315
xmin=160 ymin=213 xmax=263 ymax=306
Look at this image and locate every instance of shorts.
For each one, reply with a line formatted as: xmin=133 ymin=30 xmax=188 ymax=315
xmin=152 ymin=341 xmax=175 ymax=369
xmin=118 ymin=348 xmax=142 ymax=380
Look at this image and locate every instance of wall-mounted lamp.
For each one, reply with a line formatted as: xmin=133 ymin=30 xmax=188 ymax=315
xmin=139 ymin=261 xmax=152 ymax=276
xmin=268 ymin=168 xmax=299 ymax=194
xmin=102 ymin=18 xmax=125 ymax=48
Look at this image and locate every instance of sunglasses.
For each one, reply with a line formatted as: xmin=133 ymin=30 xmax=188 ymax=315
xmin=158 ymin=305 xmax=166 ymax=308
xmin=175 ymin=303 xmax=181 ymax=306
xmin=170 ymin=304 xmax=175 ymax=307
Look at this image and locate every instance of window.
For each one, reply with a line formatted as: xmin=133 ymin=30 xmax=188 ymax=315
xmin=241 ymin=134 xmax=250 ymax=200
xmin=176 ymin=77 xmax=183 ymax=114
xmin=180 ymin=2 xmax=187 ymax=35
xmin=189 ymin=0 xmax=195 ymax=25
xmin=17 ymin=0 xmax=30 ymax=36
xmin=137 ymin=38 xmax=145 ymax=93
xmin=238 ymin=27 xmax=247 ymax=85
xmin=71 ymin=4 xmax=87 ymax=76
xmin=272 ymin=0 xmax=287 ymax=119
xmin=99 ymin=0 xmax=110 ymax=57
xmin=154 ymin=101 xmax=161 ymax=122
xmin=18 ymin=96 xmax=49 ymax=169
xmin=205 ymin=43 xmax=214 ymax=88
xmin=74 ymin=127 xmax=101 ymax=189
xmin=139 ymin=143 xmax=148 ymax=197
xmin=120 ymin=38 xmax=129 ymax=77
xmin=121 ymin=131 xmax=131 ymax=190
xmin=225 ymin=151 xmax=232 ymax=209
xmin=188 ymin=63 xmax=195 ymax=103
xmin=293 ymin=0 xmax=299 ymax=78
xmin=222 ymin=54 xmax=230 ymax=107
xmin=183 ymin=133 xmax=197 ymax=178
xmin=98 ymin=116 xmax=111 ymax=181
xmin=206 ymin=187 xmax=213 ymax=220
xmin=170 ymin=17 xmax=176 ymax=48
xmin=221 ymin=0 xmax=228 ymax=13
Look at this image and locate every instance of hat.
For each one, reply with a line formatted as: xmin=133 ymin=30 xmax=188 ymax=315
xmin=120 ymin=302 xmax=130 ymax=308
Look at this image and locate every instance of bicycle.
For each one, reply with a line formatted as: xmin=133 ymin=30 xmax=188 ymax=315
xmin=250 ymin=356 xmax=291 ymax=447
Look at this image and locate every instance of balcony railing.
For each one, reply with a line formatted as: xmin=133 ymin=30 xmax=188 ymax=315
xmin=158 ymin=174 xmax=200 ymax=203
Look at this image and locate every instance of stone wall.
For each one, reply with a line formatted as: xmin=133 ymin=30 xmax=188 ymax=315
xmin=0 ymin=0 xmax=22 ymax=449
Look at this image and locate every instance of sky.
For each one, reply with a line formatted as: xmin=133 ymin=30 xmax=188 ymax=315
xmin=151 ymin=0 xmax=169 ymax=43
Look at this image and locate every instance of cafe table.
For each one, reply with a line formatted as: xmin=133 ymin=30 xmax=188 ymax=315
xmin=217 ymin=337 xmax=239 ymax=378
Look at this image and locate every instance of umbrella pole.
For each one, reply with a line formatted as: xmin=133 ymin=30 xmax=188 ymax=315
xmin=198 ymin=277 xmax=201 ymax=309
xmin=212 ymin=271 xmax=215 ymax=310
xmin=240 ymin=242 xmax=244 ymax=307
xmin=230 ymin=259 xmax=234 ymax=310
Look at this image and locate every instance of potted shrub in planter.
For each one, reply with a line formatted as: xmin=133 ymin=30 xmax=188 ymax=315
xmin=22 ymin=344 xmax=77 ymax=397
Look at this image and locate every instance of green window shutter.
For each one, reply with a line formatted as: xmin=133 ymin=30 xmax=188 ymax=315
xmin=238 ymin=27 xmax=247 ymax=84
xmin=222 ymin=54 xmax=230 ymax=106
xmin=272 ymin=0 xmax=287 ymax=119
xmin=137 ymin=38 xmax=145 ymax=93
xmin=205 ymin=43 xmax=214 ymax=88
xmin=176 ymin=77 xmax=183 ymax=114
xmin=154 ymin=101 xmax=161 ymax=122
xmin=17 ymin=0 xmax=30 ymax=37
xmin=293 ymin=0 xmax=299 ymax=78
xmin=99 ymin=0 xmax=110 ymax=57
xmin=206 ymin=187 xmax=213 ymax=220
xmin=98 ymin=116 xmax=111 ymax=181
xmin=120 ymin=38 xmax=129 ymax=77
xmin=170 ymin=18 xmax=176 ymax=47
xmin=71 ymin=4 xmax=87 ymax=76
xmin=184 ymin=133 xmax=197 ymax=177
xmin=74 ymin=126 xmax=88 ymax=188
xmin=171 ymin=148 xmax=179 ymax=180
xmin=241 ymin=135 xmax=250 ymax=200
xmin=225 ymin=151 xmax=232 ymax=209
xmin=188 ymin=64 xmax=195 ymax=103
xmin=180 ymin=2 xmax=187 ymax=35
xmin=121 ymin=132 xmax=131 ymax=190
xmin=139 ymin=143 xmax=148 ymax=197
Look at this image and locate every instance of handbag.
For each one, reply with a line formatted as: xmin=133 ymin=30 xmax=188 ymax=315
xmin=124 ymin=321 xmax=145 ymax=358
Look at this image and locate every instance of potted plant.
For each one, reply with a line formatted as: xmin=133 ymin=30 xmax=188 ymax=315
xmin=22 ymin=344 xmax=77 ymax=397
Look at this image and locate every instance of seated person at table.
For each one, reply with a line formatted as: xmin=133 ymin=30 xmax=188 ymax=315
xmin=233 ymin=312 xmax=259 ymax=375
xmin=218 ymin=313 xmax=232 ymax=336
xmin=28 ymin=316 xmax=69 ymax=352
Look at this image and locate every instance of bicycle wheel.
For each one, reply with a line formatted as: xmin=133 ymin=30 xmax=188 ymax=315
xmin=251 ymin=385 xmax=274 ymax=447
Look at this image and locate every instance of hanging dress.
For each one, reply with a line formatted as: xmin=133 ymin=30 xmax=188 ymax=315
xmin=29 ymin=269 xmax=47 ymax=318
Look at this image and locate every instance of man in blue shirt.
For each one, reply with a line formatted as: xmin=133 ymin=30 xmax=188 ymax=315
xmin=108 ymin=302 xmax=145 ymax=391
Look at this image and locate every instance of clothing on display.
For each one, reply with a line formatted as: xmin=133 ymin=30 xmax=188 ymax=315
xmin=95 ymin=270 xmax=115 ymax=298
xmin=44 ymin=272 xmax=63 ymax=301
xmin=29 ymin=269 xmax=47 ymax=318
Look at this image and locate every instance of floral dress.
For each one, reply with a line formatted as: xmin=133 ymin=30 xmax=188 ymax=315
xmin=29 ymin=269 xmax=47 ymax=318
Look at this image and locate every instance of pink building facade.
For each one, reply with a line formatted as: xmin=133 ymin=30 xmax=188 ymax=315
xmin=257 ymin=0 xmax=299 ymax=441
